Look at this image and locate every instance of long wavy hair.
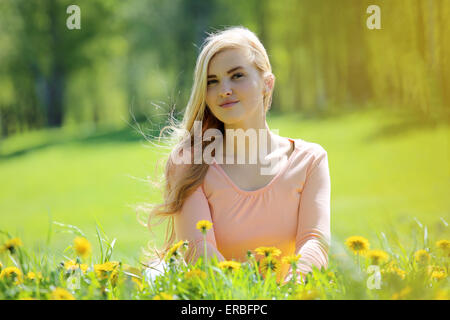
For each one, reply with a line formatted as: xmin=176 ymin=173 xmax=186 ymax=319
xmin=142 ymin=26 xmax=275 ymax=265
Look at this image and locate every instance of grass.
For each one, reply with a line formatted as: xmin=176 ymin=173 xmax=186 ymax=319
xmin=0 ymin=226 xmax=448 ymax=300
xmin=0 ymin=107 xmax=449 ymax=273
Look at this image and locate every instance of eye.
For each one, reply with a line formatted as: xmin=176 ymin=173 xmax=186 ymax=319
xmin=232 ymin=72 xmax=244 ymax=79
xmin=207 ymin=79 xmax=217 ymax=86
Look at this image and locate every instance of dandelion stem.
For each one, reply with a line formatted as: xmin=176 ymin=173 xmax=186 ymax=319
xmin=202 ymin=233 xmax=207 ymax=272
xmin=250 ymin=255 xmax=261 ymax=283
xmin=8 ymin=252 xmax=19 ymax=268
xmin=357 ymin=253 xmax=360 ymax=270
xmin=201 ymin=233 xmax=217 ymax=294
xmin=291 ymin=264 xmax=297 ymax=286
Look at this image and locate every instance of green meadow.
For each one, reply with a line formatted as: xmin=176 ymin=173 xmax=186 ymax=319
xmin=0 ymin=107 xmax=449 ymax=266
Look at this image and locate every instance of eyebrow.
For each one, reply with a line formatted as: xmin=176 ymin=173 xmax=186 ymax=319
xmin=207 ymin=66 xmax=244 ymax=78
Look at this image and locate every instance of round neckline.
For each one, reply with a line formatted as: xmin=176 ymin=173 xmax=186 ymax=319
xmin=211 ymin=138 xmax=299 ymax=196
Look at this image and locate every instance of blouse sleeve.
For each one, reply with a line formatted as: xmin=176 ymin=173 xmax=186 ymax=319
xmin=283 ymin=149 xmax=331 ymax=285
xmin=174 ymin=184 xmax=226 ymax=264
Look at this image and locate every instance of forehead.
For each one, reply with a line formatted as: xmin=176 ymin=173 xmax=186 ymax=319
xmin=207 ymin=48 xmax=253 ymax=74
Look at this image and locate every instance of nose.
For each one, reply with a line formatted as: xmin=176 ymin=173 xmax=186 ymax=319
xmin=219 ymin=83 xmax=232 ymax=98
xmin=220 ymin=91 xmax=232 ymax=98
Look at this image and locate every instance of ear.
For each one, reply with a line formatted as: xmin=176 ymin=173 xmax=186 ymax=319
xmin=263 ymin=74 xmax=275 ymax=94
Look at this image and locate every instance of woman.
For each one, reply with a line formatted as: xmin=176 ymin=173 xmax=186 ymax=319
xmin=146 ymin=26 xmax=330 ymax=285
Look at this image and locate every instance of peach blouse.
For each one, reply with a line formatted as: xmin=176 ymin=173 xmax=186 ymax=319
xmin=174 ymin=137 xmax=331 ymax=284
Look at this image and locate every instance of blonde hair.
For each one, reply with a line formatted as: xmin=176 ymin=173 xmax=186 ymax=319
xmin=143 ymin=26 xmax=275 ymax=265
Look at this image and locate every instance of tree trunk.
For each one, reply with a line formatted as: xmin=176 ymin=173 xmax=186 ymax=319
xmin=46 ymin=0 xmax=65 ymax=127
xmin=46 ymin=69 xmax=64 ymax=127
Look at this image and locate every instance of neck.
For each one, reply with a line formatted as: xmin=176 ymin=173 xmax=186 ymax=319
xmin=223 ymin=120 xmax=278 ymax=165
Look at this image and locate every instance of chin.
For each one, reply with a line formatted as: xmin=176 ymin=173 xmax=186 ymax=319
xmin=217 ymin=114 xmax=247 ymax=126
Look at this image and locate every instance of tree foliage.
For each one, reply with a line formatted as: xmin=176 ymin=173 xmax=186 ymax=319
xmin=0 ymin=0 xmax=448 ymax=137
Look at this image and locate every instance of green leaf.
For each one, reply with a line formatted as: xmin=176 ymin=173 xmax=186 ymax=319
xmin=95 ymin=225 xmax=104 ymax=263
xmin=52 ymin=221 xmax=86 ymax=238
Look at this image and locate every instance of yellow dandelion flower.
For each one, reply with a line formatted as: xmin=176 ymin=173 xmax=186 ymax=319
xmin=427 ymin=266 xmax=447 ymax=281
xmin=196 ymin=220 xmax=213 ymax=234
xmin=364 ymin=249 xmax=389 ymax=265
xmin=281 ymin=254 xmax=301 ymax=265
xmin=166 ymin=240 xmax=188 ymax=259
xmin=79 ymin=264 xmax=88 ymax=273
xmin=0 ymin=266 xmax=23 ymax=283
xmin=1 ymin=238 xmax=23 ymax=254
xmin=26 ymin=272 xmax=36 ymax=280
xmin=381 ymin=261 xmax=406 ymax=280
xmin=414 ymin=249 xmax=430 ymax=265
xmin=218 ymin=261 xmax=241 ymax=272
xmin=383 ymin=265 xmax=406 ymax=280
xmin=426 ymin=265 xmax=439 ymax=275
xmin=153 ymin=292 xmax=173 ymax=300
xmin=94 ymin=261 xmax=120 ymax=284
xmin=64 ymin=260 xmax=88 ymax=273
xmin=436 ymin=239 xmax=450 ymax=250
xmin=50 ymin=288 xmax=75 ymax=300
xmin=26 ymin=271 xmax=43 ymax=281
xmin=64 ymin=260 xmax=77 ymax=270
xmin=431 ymin=270 xmax=447 ymax=281
xmin=394 ymin=268 xmax=406 ymax=280
xmin=185 ymin=269 xmax=207 ymax=280
xmin=73 ymin=237 xmax=92 ymax=259
xmin=391 ymin=286 xmax=412 ymax=300
xmin=94 ymin=261 xmax=119 ymax=273
xmin=254 ymin=246 xmax=282 ymax=258
xmin=259 ymin=257 xmax=281 ymax=275
xmin=345 ymin=236 xmax=370 ymax=254
xmin=435 ymin=240 xmax=450 ymax=256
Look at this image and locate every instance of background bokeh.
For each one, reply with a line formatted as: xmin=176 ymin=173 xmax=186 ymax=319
xmin=0 ymin=0 xmax=449 ymax=265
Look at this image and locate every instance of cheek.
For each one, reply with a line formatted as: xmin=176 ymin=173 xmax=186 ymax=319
xmin=240 ymin=79 xmax=262 ymax=102
xmin=206 ymin=89 xmax=215 ymax=106
xmin=205 ymin=90 xmax=222 ymax=118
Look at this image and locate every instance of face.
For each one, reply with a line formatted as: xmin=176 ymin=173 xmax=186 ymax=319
xmin=205 ymin=48 xmax=266 ymax=127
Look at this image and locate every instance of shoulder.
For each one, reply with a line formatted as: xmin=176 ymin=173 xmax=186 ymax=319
xmin=290 ymin=138 xmax=328 ymax=174
xmin=293 ymin=138 xmax=327 ymax=158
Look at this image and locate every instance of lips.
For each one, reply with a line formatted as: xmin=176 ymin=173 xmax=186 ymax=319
xmin=219 ymin=100 xmax=239 ymax=108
